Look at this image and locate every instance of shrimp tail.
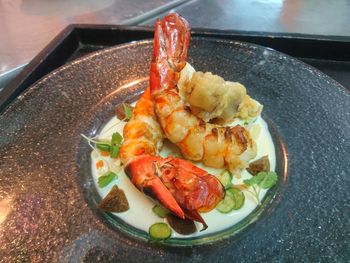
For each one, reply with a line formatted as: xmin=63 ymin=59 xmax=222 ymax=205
xmin=150 ymin=13 xmax=190 ymax=94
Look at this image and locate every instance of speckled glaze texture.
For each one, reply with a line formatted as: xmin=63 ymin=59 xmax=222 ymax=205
xmin=0 ymin=39 xmax=349 ymax=262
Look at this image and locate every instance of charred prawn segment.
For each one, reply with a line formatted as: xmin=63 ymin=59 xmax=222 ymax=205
xmin=150 ymin=14 xmax=257 ymax=173
xmin=125 ymin=155 xmax=224 ymax=230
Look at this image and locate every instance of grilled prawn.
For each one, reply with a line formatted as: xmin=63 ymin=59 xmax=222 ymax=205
xmin=150 ymin=13 xmax=257 ymax=172
xmin=120 ymin=13 xmax=225 ymax=228
xmin=119 ymin=86 xmax=223 ymax=228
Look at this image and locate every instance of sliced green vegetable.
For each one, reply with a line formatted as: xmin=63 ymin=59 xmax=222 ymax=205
xmin=216 ymin=192 xmax=235 ymax=213
xmin=109 ymin=145 xmax=120 ymax=158
xmin=98 ymin=172 xmax=117 ymax=188
xmin=258 ymin=172 xmax=278 ymax=189
xmin=111 ymin=132 xmax=123 ymax=146
xmin=96 ymin=143 xmax=111 ymax=152
xmin=216 ymin=187 xmax=245 ymax=213
xmin=218 ymin=170 xmax=233 ymax=189
xmin=149 ymin=223 xmax=172 ymax=240
xmin=227 ymin=187 xmax=245 ymax=210
xmin=152 ymin=205 xmax=170 ymax=218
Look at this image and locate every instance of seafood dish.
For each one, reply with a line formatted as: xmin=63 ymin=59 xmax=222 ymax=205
xmin=85 ymin=13 xmax=278 ymax=240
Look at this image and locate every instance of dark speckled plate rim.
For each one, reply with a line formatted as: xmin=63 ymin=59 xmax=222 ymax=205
xmin=4 ymin=36 xmax=348 ymax=116
xmin=67 ymin=38 xmax=293 ymax=246
xmin=0 ymin=37 xmax=346 ymax=248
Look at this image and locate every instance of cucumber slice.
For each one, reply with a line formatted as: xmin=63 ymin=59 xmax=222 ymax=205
xmin=152 ymin=205 xmax=170 ymax=218
xmin=216 ymin=192 xmax=235 ymax=213
xmin=227 ymin=187 xmax=245 ymax=210
xmin=216 ymin=187 xmax=245 ymax=213
xmin=218 ymin=170 xmax=233 ymax=189
xmin=149 ymin=223 xmax=172 ymax=240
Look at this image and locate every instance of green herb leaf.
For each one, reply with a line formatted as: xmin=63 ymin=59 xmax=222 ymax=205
xmin=243 ymin=171 xmax=277 ymax=189
xmin=98 ymin=172 xmax=117 ymax=188
xmin=123 ymin=103 xmax=133 ymax=120
xmin=96 ymin=143 xmax=111 ymax=152
xmin=257 ymin=171 xmax=278 ymax=189
xmin=111 ymin=132 xmax=123 ymax=146
xmin=109 ymin=145 xmax=120 ymax=158
xmin=243 ymin=176 xmax=262 ymax=186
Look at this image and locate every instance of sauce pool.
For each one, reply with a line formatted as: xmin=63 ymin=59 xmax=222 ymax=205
xmin=91 ymin=116 xmax=276 ymax=238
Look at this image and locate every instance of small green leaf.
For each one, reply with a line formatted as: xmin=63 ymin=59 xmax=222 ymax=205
xmin=96 ymin=143 xmax=111 ymax=152
xmin=112 ymin=132 xmax=123 ymax=146
xmin=110 ymin=145 xmax=120 ymax=158
xmin=98 ymin=172 xmax=117 ymax=188
xmin=243 ymin=171 xmax=278 ymax=189
xmin=257 ymin=171 xmax=278 ymax=189
xmin=243 ymin=175 xmax=262 ymax=186
xmin=123 ymin=103 xmax=133 ymax=120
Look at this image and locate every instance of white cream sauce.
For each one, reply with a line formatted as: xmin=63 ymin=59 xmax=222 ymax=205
xmin=91 ymin=115 xmax=276 ymax=238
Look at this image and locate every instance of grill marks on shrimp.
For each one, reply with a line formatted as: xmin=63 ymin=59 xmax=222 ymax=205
xmin=153 ymin=88 xmax=255 ymax=171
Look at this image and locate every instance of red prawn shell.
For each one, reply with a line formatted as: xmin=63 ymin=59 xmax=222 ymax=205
xmin=159 ymin=157 xmax=224 ymax=212
xmin=124 ymin=155 xmax=224 ymax=222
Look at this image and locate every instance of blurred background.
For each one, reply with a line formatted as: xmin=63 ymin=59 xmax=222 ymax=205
xmin=1 ymin=0 xmax=350 ymax=89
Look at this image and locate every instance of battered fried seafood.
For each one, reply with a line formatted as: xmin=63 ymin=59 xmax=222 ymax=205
xmin=179 ymin=65 xmax=262 ymax=124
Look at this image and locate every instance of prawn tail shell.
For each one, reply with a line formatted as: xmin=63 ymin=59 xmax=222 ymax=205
xmin=150 ymin=13 xmax=191 ymax=94
xmin=167 ymin=157 xmax=224 ymax=215
xmin=124 ymin=155 xmax=185 ymax=219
